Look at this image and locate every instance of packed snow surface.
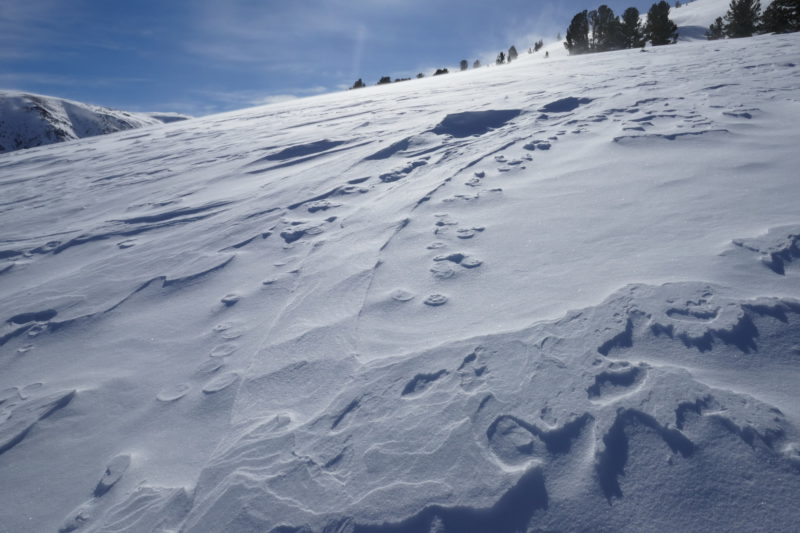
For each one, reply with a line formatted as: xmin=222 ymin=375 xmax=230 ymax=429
xmin=0 ymin=91 xmax=190 ymax=153
xmin=1 ymin=20 xmax=799 ymax=533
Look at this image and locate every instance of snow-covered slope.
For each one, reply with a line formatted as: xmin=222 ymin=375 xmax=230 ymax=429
xmin=1 ymin=22 xmax=799 ymax=533
xmin=672 ymin=0 xmax=732 ymax=40
xmin=669 ymin=0 xmax=777 ymax=41
xmin=0 ymin=91 xmax=190 ymax=153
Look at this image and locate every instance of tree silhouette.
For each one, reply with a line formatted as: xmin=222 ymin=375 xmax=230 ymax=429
xmin=565 ymin=10 xmax=590 ymax=54
xmin=508 ymin=45 xmax=519 ymax=62
xmin=645 ymin=1 xmax=679 ymax=45
xmin=707 ymin=16 xmax=725 ymax=39
xmin=724 ymin=0 xmax=762 ymax=37
xmin=621 ymin=7 xmax=645 ymax=48
xmin=760 ymin=0 xmax=800 ymax=33
xmin=590 ymin=5 xmax=624 ymax=51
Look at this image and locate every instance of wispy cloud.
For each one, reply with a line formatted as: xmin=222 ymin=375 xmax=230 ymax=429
xmin=0 ymin=72 xmax=152 ymax=89
xmin=0 ymin=0 xmax=76 ymax=60
xmin=191 ymin=85 xmax=331 ymax=113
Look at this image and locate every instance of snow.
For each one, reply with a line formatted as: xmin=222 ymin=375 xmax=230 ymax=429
xmin=0 ymin=91 xmax=190 ymax=153
xmin=1 ymin=3 xmax=799 ymax=532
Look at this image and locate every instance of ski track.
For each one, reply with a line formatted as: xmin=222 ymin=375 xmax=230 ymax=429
xmin=0 ymin=23 xmax=799 ymax=533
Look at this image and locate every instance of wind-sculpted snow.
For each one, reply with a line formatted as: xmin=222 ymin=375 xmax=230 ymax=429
xmin=175 ymin=282 xmax=800 ymax=532
xmin=538 ymin=97 xmax=593 ymax=113
xmin=730 ymin=225 xmax=800 ymax=275
xmin=0 ymin=18 xmax=799 ymax=533
xmin=431 ymin=110 xmax=522 ymax=138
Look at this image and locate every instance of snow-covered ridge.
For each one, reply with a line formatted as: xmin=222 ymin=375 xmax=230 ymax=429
xmin=672 ymin=0 xmax=739 ymax=40
xmin=0 ymin=18 xmax=799 ymax=533
xmin=0 ymin=90 xmax=190 ymax=153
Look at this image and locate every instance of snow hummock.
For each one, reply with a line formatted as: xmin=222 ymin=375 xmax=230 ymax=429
xmin=1 ymin=11 xmax=799 ymax=533
xmin=670 ymin=0 xmax=729 ymax=40
xmin=0 ymin=90 xmax=190 ymax=153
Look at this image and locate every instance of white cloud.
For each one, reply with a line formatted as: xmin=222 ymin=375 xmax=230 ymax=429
xmin=255 ymin=94 xmax=299 ymax=105
xmin=193 ymin=86 xmax=332 ymax=112
xmin=0 ymin=0 xmax=74 ymax=59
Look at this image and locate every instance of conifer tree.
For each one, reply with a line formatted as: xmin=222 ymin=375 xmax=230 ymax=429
xmin=473 ymin=59 xmax=481 ymax=68
xmin=621 ymin=7 xmax=645 ymax=48
xmin=508 ymin=45 xmax=519 ymax=62
xmin=589 ymin=5 xmax=623 ymax=51
xmin=707 ymin=17 xmax=725 ymax=39
xmin=724 ymin=0 xmax=762 ymax=37
xmin=460 ymin=59 xmax=469 ymax=71
xmin=645 ymin=1 xmax=679 ymax=45
xmin=606 ymin=6 xmax=625 ymax=50
xmin=760 ymin=0 xmax=800 ymax=33
xmin=565 ymin=10 xmax=590 ymax=54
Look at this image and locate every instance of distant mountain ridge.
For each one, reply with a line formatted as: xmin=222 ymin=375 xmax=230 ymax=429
xmin=0 ymin=90 xmax=190 ymax=153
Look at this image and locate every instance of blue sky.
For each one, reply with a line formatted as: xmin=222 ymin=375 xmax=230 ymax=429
xmin=1 ymin=0 xmax=662 ymax=116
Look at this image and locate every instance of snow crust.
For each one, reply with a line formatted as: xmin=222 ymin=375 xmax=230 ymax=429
xmin=0 ymin=91 xmax=189 ymax=153
xmin=1 ymin=8 xmax=799 ymax=532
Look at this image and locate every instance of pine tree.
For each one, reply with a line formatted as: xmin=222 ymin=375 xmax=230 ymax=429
xmin=473 ymin=59 xmax=481 ymax=69
xmin=565 ymin=10 xmax=590 ymax=54
xmin=351 ymin=78 xmax=365 ymax=89
xmin=460 ymin=59 xmax=469 ymax=71
xmin=588 ymin=5 xmax=623 ymax=52
xmin=587 ymin=4 xmax=617 ymax=52
xmin=724 ymin=0 xmax=762 ymax=37
xmin=621 ymin=7 xmax=645 ymax=48
xmin=377 ymin=76 xmax=391 ymax=85
xmin=760 ymin=0 xmax=799 ymax=33
xmin=707 ymin=17 xmax=725 ymax=39
xmin=645 ymin=1 xmax=679 ymax=45
xmin=496 ymin=51 xmax=506 ymax=64
xmin=508 ymin=45 xmax=519 ymax=62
